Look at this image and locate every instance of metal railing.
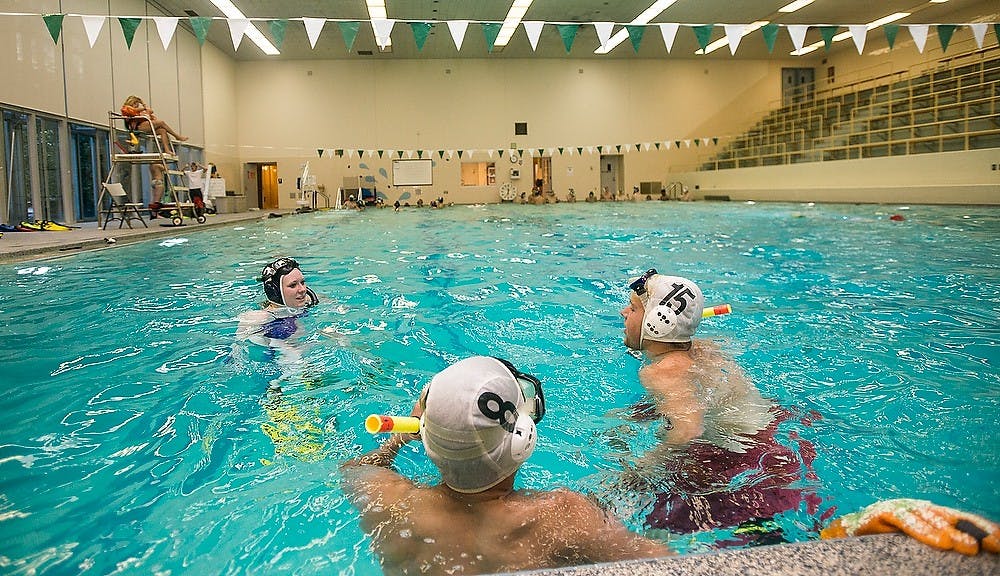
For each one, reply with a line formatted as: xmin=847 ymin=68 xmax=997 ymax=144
xmin=693 ymin=45 xmax=1000 ymax=172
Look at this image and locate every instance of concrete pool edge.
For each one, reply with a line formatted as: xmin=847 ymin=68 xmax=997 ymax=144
xmin=501 ymin=534 xmax=998 ymax=576
xmin=0 ymin=211 xmax=273 ymax=264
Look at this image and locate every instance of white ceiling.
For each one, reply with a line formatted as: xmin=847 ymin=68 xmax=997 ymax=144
xmin=146 ymin=0 xmax=998 ymax=60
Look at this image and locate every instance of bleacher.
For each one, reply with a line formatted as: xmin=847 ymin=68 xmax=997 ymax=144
xmin=700 ymin=46 xmax=1000 ymax=171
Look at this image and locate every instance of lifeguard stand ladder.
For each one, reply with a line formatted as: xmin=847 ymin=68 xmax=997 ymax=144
xmin=98 ymin=112 xmax=204 ymax=227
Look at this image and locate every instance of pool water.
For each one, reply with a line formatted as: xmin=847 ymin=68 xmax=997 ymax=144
xmin=0 ymin=202 xmax=997 ymax=574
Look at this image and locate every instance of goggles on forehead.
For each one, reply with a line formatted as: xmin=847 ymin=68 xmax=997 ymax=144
xmin=260 ymin=257 xmax=300 ymax=283
xmin=418 ymin=357 xmax=546 ymax=425
xmin=628 ymin=268 xmax=658 ymax=296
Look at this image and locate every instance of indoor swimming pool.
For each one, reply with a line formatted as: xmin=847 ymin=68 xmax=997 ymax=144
xmin=0 ymin=201 xmax=997 ymax=574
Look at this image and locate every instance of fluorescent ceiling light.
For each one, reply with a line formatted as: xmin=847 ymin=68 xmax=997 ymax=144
xmin=366 ymin=0 xmax=390 ymax=46
xmin=696 ymin=21 xmax=768 ymax=55
xmin=595 ymin=0 xmax=679 ymax=54
xmin=496 ymin=0 xmax=534 ymax=47
xmin=790 ymin=11 xmax=910 ymax=56
xmin=778 ymin=0 xmax=816 ymax=13
xmin=208 ymin=0 xmax=279 ymax=55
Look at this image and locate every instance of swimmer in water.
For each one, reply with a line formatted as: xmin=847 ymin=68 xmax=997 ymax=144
xmin=236 ymin=257 xmax=319 ymax=352
xmin=340 ymin=356 xmax=672 ymax=575
xmin=617 ymin=270 xmax=822 ymax=537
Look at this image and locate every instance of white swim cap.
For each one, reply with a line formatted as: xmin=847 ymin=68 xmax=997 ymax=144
xmin=420 ymin=356 xmax=538 ymax=493
xmin=631 ymin=273 xmax=704 ymax=343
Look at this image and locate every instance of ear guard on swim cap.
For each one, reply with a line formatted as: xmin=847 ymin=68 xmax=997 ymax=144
xmin=509 ymin=410 xmax=537 ymax=463
xmin=260 ymin=257 xmax=318 ymax=307
xmin=637 ymin=275 xmax=705 ymax=344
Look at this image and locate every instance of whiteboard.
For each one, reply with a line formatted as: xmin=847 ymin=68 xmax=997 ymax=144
xmin=392 ymin=159 xmax=433 ymax=186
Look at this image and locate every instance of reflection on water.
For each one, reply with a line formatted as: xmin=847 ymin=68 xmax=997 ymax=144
xmin=0 ymin=202 xmax=997 ymax=574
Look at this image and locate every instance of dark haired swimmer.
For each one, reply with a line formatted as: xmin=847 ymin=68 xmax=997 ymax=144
xmin=236 ymin=257 xmax=319 ymax=352
xmin=341 ymin=356 xmax=671 ymax=576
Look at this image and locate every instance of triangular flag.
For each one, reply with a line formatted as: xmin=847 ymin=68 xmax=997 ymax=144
xmin=643 ymin=142 xmax=651 ymax=151
xmin=339 ymin=21 xmax=360 ymax=51
xmin=417 ymin=150 xmax=423 ymax=158
xmin=937 ymin=24 xmax=956 ymax=53
xmin=908 ymin=25 xmax=929 ymax=53
xmin=819 ymin=26 xmax=838 ymax=51
xmin=675 ymin=140 xmax=681 ymax=148
xmin=482 ymin=22 xmax=501 ymax=52
xmin=118 ymin=17 xmax=141 ymax=49
xmin=386 ymin=149 xmax=394 ymax=158
xmin=438 ymin=150 xmax=445 ymax=158
xmin=346 ymin=149 xmax=353 ymax=159
xmin=303 ymin=17 xmax=326 ymax=49
xmin=81 ymin=15 xmax=105 ymax=48
xmin=723 ymin=24 xmax=744 ymax=55
xmin=378 ymin=150 xmax=385 ymax=158
xmin=523 ymin=21 xmax=544 ymax=51
xmin=788 ymin=25 xmax=808 ymax=51
xmin=335 ymin=149 xmax=343 ymax=157
xmin=317 ymin=149 xmax=324 ymax=158
xmin=457 ymin=150 xmax=463 ymax=158
xmin=626 ymin=25 xmax=644 ymax=53
xmin=448 ymin=20 xmax=469 ymax=50
xmin=190 ymin=17 xmax=211 ymax=45
xmin=556 ymin=24 xmax=579 ymax=53
xmin=692 ymin=24 xmax=713 ymax=52
xmin=597 ymin=146 xmax=603 ymax=153
xmin=594 ymin=22 xmax=614 ymax=50
xmin=358 ymin=150 xmax=365 ymax=158
xmin=883 ymin=24 xmax=899 ymax=50
xmin=153 ymin=17 xmax=178 ymax=50
xmin=576 ymin=147 xmax=583 ymax=155
xmin=658 ymin=23 xmax=679 ymax=53
xmin=849 ymin=25 xmax=866 ymax=54
xmin=228 ymin=19 xmax=250 ymax=51
xmin=702 ymin=137 xmax=710 ymax=146
xmin=410 ymin=22 xmax=432 ymax=51
xmin=487 ymin=149 xmax=495 ymax=158
xmin=397 ymin=150 xmax=404 ymax=158
xmin=969 ymin=23 xmax=987 ymax=49
xmin=372 ymin=19 xmax=395 ymax=48
xmin=684 ymin=139 xmax=691 ymax=148
xmin=635 ymin=143 xmax=641 ymax=152
xmin=761 ymin=23 xmax=778 ymax=53
xmin=269 ymin=19 xmax=288 ymax=49
xmin=694 ymin=139 xmax=700 ymax=147
xmin=42 ymin=14 xmax=64 ymax=44
xmin=712 ymin=137 xmax=718 ymax=145
xmin=558 ymin=147 xmax=564 ymax=155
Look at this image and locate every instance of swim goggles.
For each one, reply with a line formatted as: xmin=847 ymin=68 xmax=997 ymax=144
xmin=493 ymin=357 xmax=546 ymax=424
xmin=629 ymin=268 xmax=658 ymax=296
xmin=418 ymin=357 xmax=546 ymax=425
xmin=260 ymin=257 xmax=300 ymax=283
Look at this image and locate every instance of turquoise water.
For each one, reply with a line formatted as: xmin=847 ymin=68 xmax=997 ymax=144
xmin=1 ymin=202 xmax=997 ymax=574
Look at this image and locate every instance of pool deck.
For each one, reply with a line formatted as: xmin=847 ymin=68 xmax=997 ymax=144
xmin=0 ymin=210 xmax=272 ymax=264
xmin=514 ymin=535 xmax=997 ymax=576
xmin=3 ymin=211 xmax=998 ymax=575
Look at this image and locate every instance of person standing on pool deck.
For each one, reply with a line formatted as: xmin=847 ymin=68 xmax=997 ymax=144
xmin=341 ymin=356 xmax=673 ymax=575
xmin=619 ymin=270 xmax=824 ymax=536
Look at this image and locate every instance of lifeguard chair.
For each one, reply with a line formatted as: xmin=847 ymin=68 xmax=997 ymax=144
xmin=98 ymin=111 xmax=205 ymax=227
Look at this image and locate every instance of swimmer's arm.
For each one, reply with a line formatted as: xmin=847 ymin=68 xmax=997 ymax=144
xmin=340 ymin=434 xmax=419 ymax=507
xmin=552 ymin=490 xmax=673 ymax=562
xmin=641 ymin=371 xmax=705 ymax=445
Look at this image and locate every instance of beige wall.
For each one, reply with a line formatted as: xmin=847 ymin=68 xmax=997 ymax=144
xmin=0 ymin=0 xmax=202 ymax=132
xmin=231 ymin=57 xmax=802 ymax=208
xmin=673 ymin=148 xmax=1000 ymax=205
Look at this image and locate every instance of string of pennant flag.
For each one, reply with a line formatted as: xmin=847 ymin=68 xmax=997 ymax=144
xmin=309 ymin=140 xmax=722 ymax=161
xmin=19 ymin=13 xmax=1000 ymax=55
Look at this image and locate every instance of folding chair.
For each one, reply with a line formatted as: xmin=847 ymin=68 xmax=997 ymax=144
xmin=102 ymin=182 xmax=149 ymax=229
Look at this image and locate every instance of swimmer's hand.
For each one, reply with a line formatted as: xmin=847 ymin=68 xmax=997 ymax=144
xmin=820 ymin=498 xmax=999 ymax=555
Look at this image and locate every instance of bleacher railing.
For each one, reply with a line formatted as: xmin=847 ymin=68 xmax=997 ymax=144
xmin=689 ymin=43 xmax=999 ymax=172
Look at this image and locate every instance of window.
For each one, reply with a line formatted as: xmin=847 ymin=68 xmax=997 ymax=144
xmin=36 ymin=116 xmax=64 ymax=222
xmin=461 ymin=161 xmax=496 ymax=186
xmin=2 ymin=110 xmax=31 ymax=223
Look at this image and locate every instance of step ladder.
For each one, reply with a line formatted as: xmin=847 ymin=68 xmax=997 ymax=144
xmin=98 ymin=111 xmax=206 ymax=228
